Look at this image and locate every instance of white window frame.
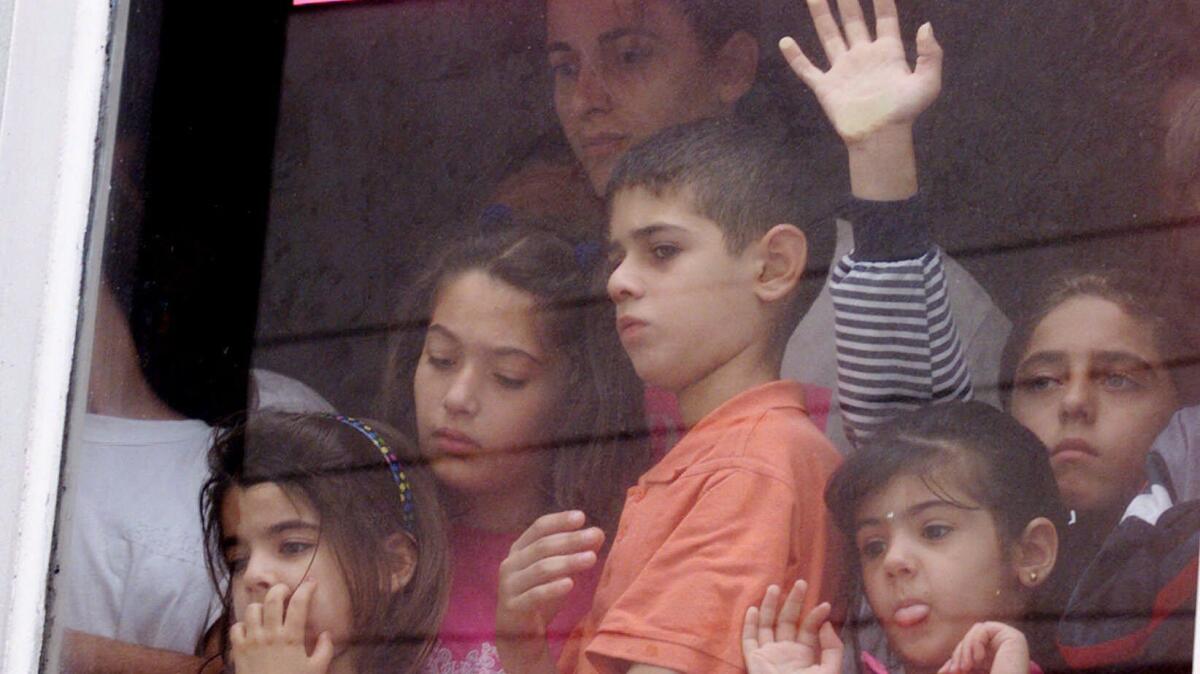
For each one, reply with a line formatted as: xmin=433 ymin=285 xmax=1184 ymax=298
xmin=0 ymin=0 xmax=111 ymax=670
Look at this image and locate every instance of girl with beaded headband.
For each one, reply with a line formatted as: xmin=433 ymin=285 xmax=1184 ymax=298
xmin=381 ymin=224 xmax=650 ymax=672
xmin=201 ymin=411 xmax=450 ymax=674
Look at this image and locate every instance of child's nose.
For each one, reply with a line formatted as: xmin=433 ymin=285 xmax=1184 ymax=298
xmin=242 ymin=555 xmax=282 ymax=596
xmin=443 ymin=368 xmax=480 ymax=416
xmin=606 ymin=258 xmax=642 ymax=303
xmin=1058 ymin=376 xmax=1095 ymax=424
xmin=881 ymin=539 xmax=916 ymax=578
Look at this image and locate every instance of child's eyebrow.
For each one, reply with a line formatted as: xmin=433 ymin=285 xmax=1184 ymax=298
xmin=1092 ymin=350 xmax=1157 ymax=373
xmin=1016 ymin=350 xmax=1067 ymax=372
xmin=630 ymin=223 xmax=688 ymax=242
xmin=268 ymin=520 xmax=320 ymax=536
xmin=426 ymin=324 xmax=462 ymax=344
xmin=853 ymin=499 xmax=971 ymax=530
xmin=491 ymin=346 xmax=544 ymax=366
xmin=428 ymin=323 xmax=543 ymax=365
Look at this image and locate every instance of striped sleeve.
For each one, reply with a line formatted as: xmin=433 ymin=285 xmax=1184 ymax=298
xmin=831 ymin=199 xmax=974 ymax=445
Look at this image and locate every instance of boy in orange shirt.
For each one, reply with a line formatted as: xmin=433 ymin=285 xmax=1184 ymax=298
xmin=495 ymin=119 xmax=844 ymax=674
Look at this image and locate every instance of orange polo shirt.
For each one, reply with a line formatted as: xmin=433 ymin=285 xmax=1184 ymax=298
xmin=558 ymin=380 xmax=844 ymax=674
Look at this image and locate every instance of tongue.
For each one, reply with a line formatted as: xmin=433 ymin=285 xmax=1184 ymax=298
xmin=894 ymin=604 xmax=930 ymax=627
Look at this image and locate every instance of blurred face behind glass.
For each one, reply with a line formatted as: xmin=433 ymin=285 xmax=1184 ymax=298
xmin=546 ymin=0 xmax=755 ymax=194
xmin=1009 ymin=296 xmax=1178 ymax=521
xmin=412 ymin=271 xmax=567 ymax=522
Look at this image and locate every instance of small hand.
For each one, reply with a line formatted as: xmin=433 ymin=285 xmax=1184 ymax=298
xmin=779 ymin=0 xmax=942 ymax=144
xmin=230 ymin=581 xmax=333 ymax=674
xmin=938 ymin=621 xmax=1030 ymax=674
xmin=742 ymin=580 xmax=843 ymax=674
xmin=495 ymin=511 xmax=604 ymax=673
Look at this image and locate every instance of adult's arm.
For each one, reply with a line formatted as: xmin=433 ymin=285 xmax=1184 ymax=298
xmin=61 ymin=631 xmax=217 ymax=674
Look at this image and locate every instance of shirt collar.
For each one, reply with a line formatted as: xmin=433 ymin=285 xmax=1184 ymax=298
xmin=640 ymin=380 xmax=808 ymax=484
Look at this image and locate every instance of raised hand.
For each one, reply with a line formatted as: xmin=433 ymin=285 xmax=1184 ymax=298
xmin=938 ymin=622 xmax=1031 ymax=674
xmin=780 ymin=0 xmax=942 ymax=144
xmin=495 ymin=510 xmax=604 ymax=674
xmin=742 ymin=580 xmax=843 ymax=674
xmin=230 ymin=581 xmax=334 ymax=674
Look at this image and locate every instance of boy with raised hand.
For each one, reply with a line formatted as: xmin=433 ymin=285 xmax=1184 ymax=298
xmin=496 ymin=118 xmax=844 ymax=674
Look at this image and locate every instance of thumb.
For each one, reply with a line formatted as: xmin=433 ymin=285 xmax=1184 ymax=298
xmin=310 ymin=632 xmax=335 ymax=673
xmin=818 ymin=621 xmax=844 ymax=669
xmin=914 ymin=22 xmax=943 ymax=88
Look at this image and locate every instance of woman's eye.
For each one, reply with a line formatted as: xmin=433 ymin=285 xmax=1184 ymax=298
xmin=425 ymin=352 xmax=454 ymax=370
xmin=225 ymin=555 xmax=247 ymax=574
xmin=495 ymin=374 xmax=528 ymax=390
xmin=618 ymin=45 xmax=652 ymax=66
xmin=549 ymin=60 xmax=578 ymax=80
xmin=922 ymin=523 xmax=952 ymax=541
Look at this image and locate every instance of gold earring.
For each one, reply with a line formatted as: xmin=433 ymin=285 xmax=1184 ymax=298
xmin=1029 ymin=571 xmax=1039 ymax=583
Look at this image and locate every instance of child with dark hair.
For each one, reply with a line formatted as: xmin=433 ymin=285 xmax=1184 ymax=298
xmin=201 ymin=412 xmax=450 ymax=674
xmin=497 ymin=116 xmax=844 ymax=674
xmin=779 ymin=0 xmax=1197 ymax=668
xmin=493 ymin=0 xmax=1013 ymax=454
xmin=380 ymin=225 xmax=651 ymax=672
xmin=1050 ymin=57 xmax=1200 ymax=674
xmin=744 ymin=402 xmax=1066 ymax=674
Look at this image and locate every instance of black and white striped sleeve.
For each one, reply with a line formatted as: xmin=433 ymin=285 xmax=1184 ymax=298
xmin=831 ymin=196 xmax=974 ymax=445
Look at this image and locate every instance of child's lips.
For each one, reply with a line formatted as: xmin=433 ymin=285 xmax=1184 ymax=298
xmin=433 ymin=428 xmax=480 ymax=457
xmin=892 ymin=602 xmax=931 ymax=628
xmin=616 ymin=315 xmax=647 ymax=342
xmin=1051 ymin=438 xmax=1097 ymax=461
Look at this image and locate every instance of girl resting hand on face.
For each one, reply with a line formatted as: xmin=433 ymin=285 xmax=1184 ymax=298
xmin=202 ymin=412 xmax=450 ymax=674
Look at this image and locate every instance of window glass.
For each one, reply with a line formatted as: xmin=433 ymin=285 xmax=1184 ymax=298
xmin=46 ymin=1 xmax=1200 ymax=672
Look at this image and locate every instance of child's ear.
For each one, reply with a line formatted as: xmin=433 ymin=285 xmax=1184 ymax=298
xmin=714 ymin=31 xmax=759 ymax=106
xmin=753 ymin=224 xmax=807 ymax=304
xmin=1010 ymin=517 xmax=1058 ymax=590
xmin=383 ymin=532 xmax=418 ymax=594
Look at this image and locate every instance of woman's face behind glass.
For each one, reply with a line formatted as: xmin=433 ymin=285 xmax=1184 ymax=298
xmin=546 ymin=0 xmax=750 ymax=194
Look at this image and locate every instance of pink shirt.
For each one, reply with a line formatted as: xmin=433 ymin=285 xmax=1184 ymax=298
xmin=423 ymin=524 xmax=601 ymax=674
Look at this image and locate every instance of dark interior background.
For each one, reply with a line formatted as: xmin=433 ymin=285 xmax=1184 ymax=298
xmin=250 ymin=0 xmax=1195 ymax=417
xmin=103 ymin=0 xmax=1198 ymax=421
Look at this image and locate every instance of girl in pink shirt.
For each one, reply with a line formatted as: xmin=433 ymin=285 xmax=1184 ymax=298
xmin=381 ymin=225 xmax=651 ymax=673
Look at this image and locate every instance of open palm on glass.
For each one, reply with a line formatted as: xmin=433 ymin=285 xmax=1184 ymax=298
xmin=780 ymin=0 xmax=942 ymax=143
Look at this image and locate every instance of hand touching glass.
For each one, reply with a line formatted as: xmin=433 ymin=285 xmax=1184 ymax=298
xmin=779 ymin=0 xmax=942 ymax=144
xmin=742 ymin=580 xmax=843 ymax=674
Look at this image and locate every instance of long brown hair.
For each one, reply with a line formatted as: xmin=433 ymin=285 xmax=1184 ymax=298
xmin=201 ymin=412 xmax=449 ymax=674
xmin=380 ymin=225 xmax=649 ymax=538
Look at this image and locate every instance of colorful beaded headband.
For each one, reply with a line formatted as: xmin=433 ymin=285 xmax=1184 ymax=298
xmin=334 ymin=415 xmax=416 ymax=533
